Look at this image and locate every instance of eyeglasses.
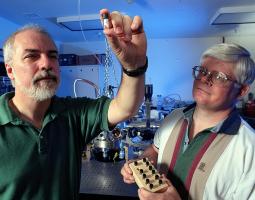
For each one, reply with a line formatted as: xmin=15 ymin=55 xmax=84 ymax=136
xmin=192 ymin=66 xmax=239 ymax=87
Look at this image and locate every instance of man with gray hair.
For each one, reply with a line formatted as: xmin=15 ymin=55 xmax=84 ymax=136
xmin=0 ymin=9 xmax=148 ymax=200
xmin=121 ymin=43 xmax=255 ymax=200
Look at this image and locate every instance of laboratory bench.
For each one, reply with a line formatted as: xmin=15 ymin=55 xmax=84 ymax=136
xmin=79 ymin=158 xmax=139 ymax=200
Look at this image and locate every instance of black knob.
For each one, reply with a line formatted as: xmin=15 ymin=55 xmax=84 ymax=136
xmin=149 ymin=183 xmax=153 ymax=189
xmin=149 ymin=166 xmax=153 ymax=170
xmin=155 ymin=174 xmax=159 ymax=180
xmin=146 ymin=161 xmax=149 ymax=166
xmin=159 ymin=179 xmax=163 ymax=185
xmin=146 ymin=178 xmax=150 ymax=184
xmin=134 ymin=161 xmax=138 ymax=166
xmin=152 ymin=169 xmax=155 ymax=174
xmin=142 ymin=158 xmax=147 ymax=162
xmin=139 ymin=169 xmax=143 ymax=174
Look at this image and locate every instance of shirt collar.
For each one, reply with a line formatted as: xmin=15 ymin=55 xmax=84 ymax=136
xmin=0 ymin=92 xmax=66 ymax=126
xmin=0 ymin=92 xmax=18 ymax=125
xmin=182 ymin=103 xmax=241 ymax=135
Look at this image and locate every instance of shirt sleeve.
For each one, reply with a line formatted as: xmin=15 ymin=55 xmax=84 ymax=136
xmin=153 ymin=108 xmax=184 ymax=151
xmin=153 ymin=127 xmax=161 ymax=149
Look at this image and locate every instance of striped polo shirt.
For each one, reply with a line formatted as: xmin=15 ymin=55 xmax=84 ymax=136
xmin=153 ymin=104 xmax=255 ymax=200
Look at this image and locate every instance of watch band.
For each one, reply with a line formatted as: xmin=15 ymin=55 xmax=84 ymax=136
xmin=122 ymin=57 xmax=148 ymax=77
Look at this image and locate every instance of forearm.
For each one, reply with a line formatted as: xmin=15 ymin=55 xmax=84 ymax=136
xmin=101 ymin=9 xmax=147 ymax=126
xmin=108 ymin=72 xmax=145 ymax=126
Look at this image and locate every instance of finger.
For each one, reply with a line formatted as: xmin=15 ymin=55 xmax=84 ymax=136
xmin=138 ymin=188 xmax=146 ymax=200
xmin=102 ymin=11 xmax=124 ymax=49
xmin=123 ymin=177 xmax=135 ymax=184
xmin=124 ymin=161 xmax=133 ymax=174
xmin=131 ymin=15 xmax=144 ymax=35
xmin=138 ymin=188 xmax=142 ymax=200
xmin=161 ymin=174 xmax=172 ymax=186
xmin=122 ymin=15 xmax=132 ymax=42
xmin=120 ymin=162 xmax=136 ymax=183
xmin=120 ymin=163 xmax=132 ymax=177
xmin=138 ymin=188 xmax=154 ymax=200
xmin=110 ymin=11 xmax=124 ymax=37
xmin=138 ymin=188 xmax=143 ymax=200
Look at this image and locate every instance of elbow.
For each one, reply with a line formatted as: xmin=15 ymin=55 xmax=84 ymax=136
xmin=123 ymin=108 xmax=139 ymax=120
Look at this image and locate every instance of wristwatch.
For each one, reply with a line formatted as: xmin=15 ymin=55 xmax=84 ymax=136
xmin=122 ymin=57 xmax=148 ymax=77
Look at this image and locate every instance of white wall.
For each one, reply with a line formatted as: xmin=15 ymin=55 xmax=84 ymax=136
xmin=0 ymin=17 xmax=19 ymax=47
xmin=56 ymin=65 xmax=100 ymax=98
xmin=0 ymin=17 xmax=19 ymax=63
xmin=60 ymin=40 xmax=122 ymax=97
xmin=146 ymin=37 xmax=221 ymax=101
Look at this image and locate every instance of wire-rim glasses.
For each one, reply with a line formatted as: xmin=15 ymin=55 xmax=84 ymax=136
xmin=192 ymin=66 xmax=239 ymax=87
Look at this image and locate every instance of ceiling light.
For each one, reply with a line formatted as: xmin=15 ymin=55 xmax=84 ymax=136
xmin=210 ymin=5 xmax=255 ymax=25
xmin=57 ymin=14 xmax=102 ymax=31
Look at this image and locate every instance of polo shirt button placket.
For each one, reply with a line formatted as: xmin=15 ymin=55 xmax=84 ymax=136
xmin=38 ymin=135 xmax=47 ymax=154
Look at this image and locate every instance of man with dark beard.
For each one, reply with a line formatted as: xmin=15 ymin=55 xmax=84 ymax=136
xmin=0 ymin=9 xmax=147 ymax=200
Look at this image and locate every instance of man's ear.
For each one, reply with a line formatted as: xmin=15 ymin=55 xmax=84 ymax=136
xmin=5 ymin=63 xmax=14 ymax=80
xmin=237 ymin=84 xmax=250 ymax=99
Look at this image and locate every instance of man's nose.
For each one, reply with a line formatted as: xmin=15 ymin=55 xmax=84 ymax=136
xmin=39 ymin=55 xmax=52 ymax=70
xmin=200 ymin=73 xmax=213 ymax=86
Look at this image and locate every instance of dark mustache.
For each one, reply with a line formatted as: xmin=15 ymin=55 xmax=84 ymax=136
xmin=33 ymin=71 xmax=58 ymax=83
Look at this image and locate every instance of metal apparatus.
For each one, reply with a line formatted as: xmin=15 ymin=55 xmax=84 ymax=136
xmin=92 ymin=128 xmax=125 ymax=162
xmin=119 ymin=84 xmax=163 ymax=156
xmin=144 ymin=84 xmax=153 ymax=128
xmin=121 ymin=122 xmax=159 ymax=157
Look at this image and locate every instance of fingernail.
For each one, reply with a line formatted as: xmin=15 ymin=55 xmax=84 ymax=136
xmin=131 ymin=23 xmax=138 ymax=29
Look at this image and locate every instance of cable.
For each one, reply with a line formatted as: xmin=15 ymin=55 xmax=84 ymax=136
xmin=77 ymin=0 xmax=102 ymax=65
xmin=165 ymin=93 xmax=182 ymax=101
xmin=73 ymin=78 xmax=100 ymax=98
xmin=77 ymin=0 xmax=87 ymax=42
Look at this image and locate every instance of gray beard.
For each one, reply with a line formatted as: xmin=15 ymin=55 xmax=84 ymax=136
xmin=17 ymin=80 xmax=59 ymax=101
xmin=12 ymin=69 xmax=60 ymax=101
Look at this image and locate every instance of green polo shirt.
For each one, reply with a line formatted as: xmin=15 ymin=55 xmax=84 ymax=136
xmin=173 ymin=106 xmax=221 ymax=183
xmin=0 ymin=92 xmax=111 ymax=200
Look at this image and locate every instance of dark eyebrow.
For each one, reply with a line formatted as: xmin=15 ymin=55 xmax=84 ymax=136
xmin=49 ymin=50 xmax=58 ymax=55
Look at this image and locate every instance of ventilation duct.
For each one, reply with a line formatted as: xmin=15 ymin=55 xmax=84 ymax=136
xmin=210 ymin=5 xmax=255 ymax=25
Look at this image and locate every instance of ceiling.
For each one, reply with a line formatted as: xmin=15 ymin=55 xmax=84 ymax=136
xmin=1 ymin=0 xmax=255 ymax=43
